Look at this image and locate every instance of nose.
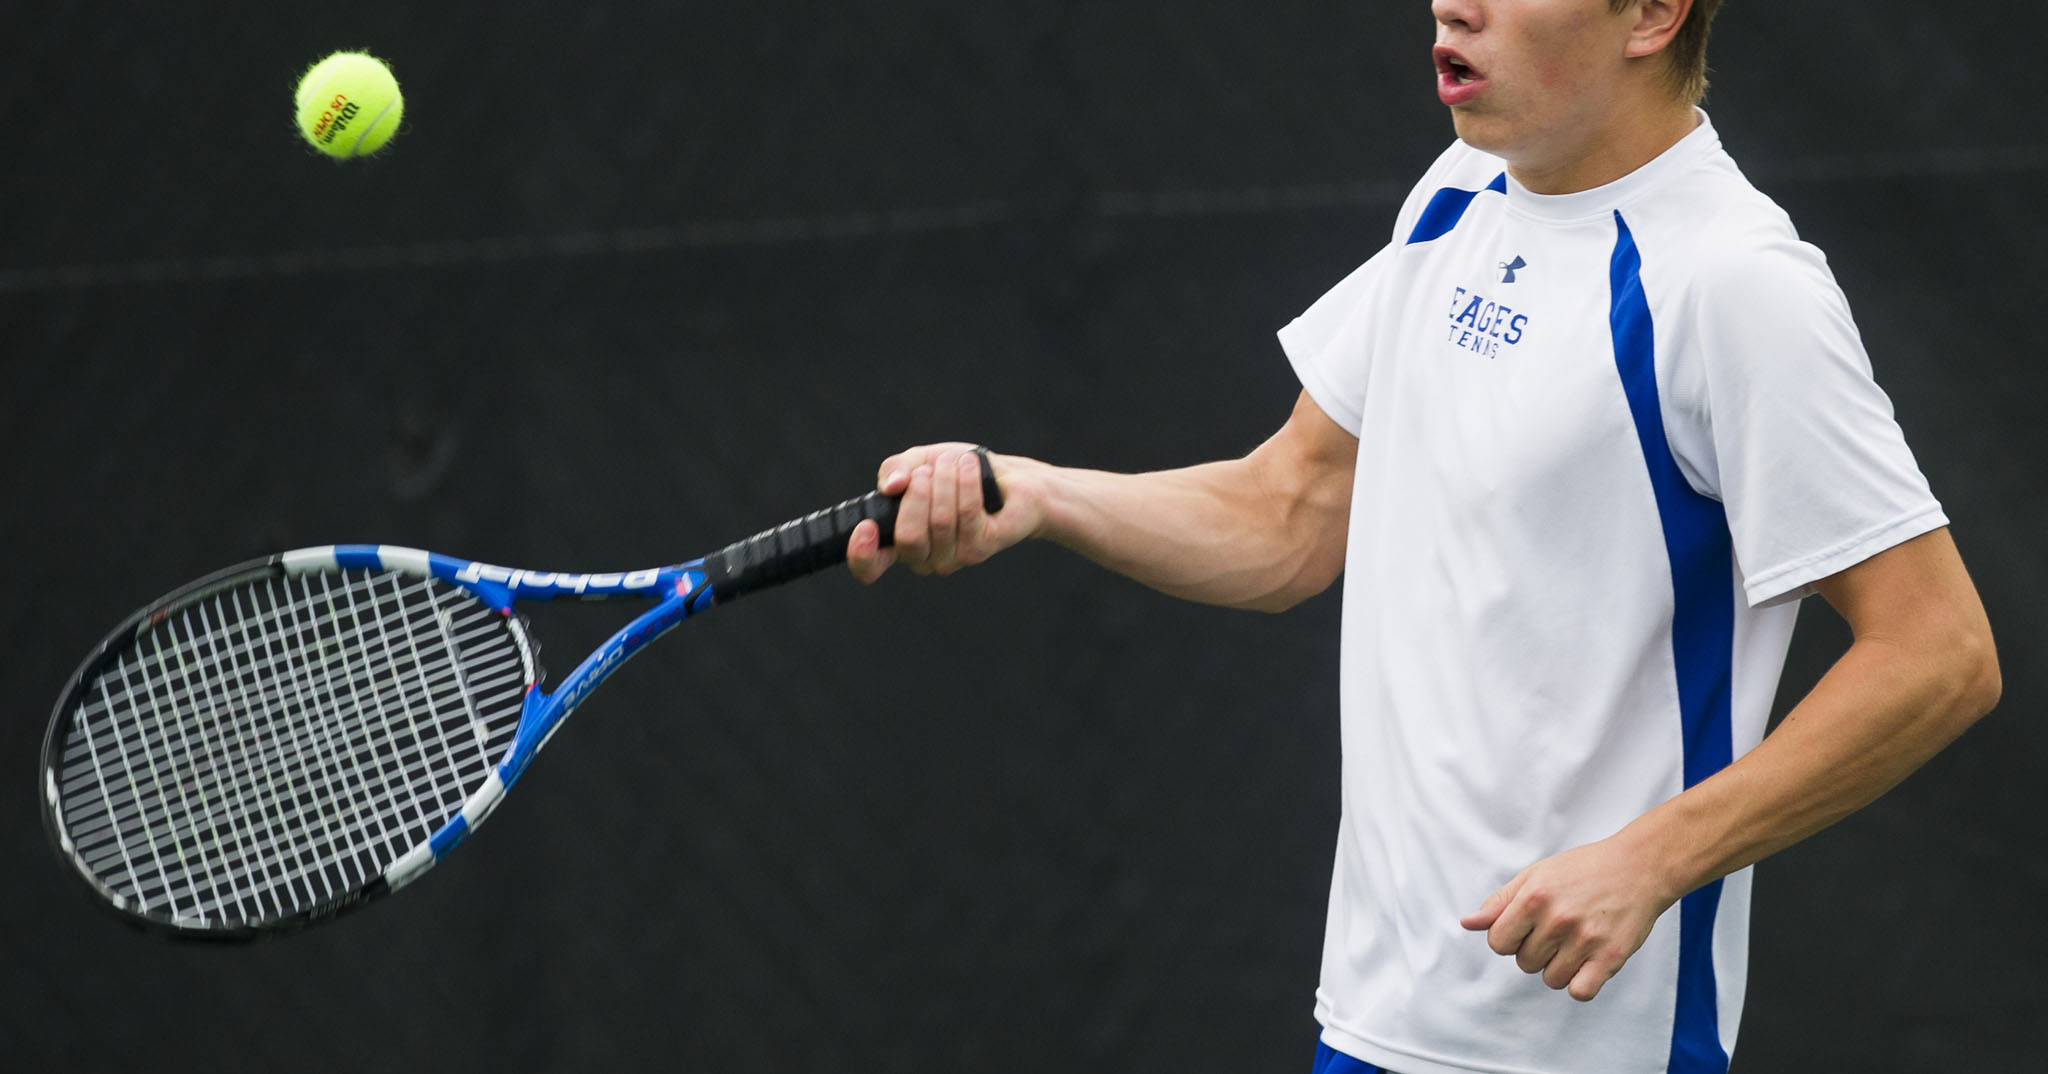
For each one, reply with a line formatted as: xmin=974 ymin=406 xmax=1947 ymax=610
xmin=1432 ymin=0 xmax=1482 ymax=32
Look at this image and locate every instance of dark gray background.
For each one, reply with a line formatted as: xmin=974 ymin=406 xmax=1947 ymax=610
xmin=3 ymin=2 xmax=2041 ymax=1070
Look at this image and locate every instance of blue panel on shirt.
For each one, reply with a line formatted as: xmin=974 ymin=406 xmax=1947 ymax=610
xmin=1405 ymin=172 xmax=1507 ymax=245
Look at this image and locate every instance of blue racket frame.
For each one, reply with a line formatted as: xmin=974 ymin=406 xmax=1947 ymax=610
xmin=45 ymin=455 xmax=998 ymax=938
xmin=280 ymin=543 xmax=714 ymax=892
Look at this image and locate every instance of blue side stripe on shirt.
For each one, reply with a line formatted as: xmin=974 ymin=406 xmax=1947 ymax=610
xmin=1405 ymin=172 xmax=1507 ymax=245
xmin=1310 ymin=1040 xmax=1383 ymax=1074
xmin=1608 ymin=210 xmax=1736 ymax=1074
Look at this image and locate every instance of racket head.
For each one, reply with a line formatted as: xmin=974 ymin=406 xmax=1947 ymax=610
xmin=41 ymin=553 xmax=539 ymax=939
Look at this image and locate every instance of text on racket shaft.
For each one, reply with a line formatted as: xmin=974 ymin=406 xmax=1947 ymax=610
xmin=451 ymin=562 xmax=663 ymax=595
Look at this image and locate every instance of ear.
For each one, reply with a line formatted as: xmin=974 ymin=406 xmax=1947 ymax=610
xmin=1624 ymin=0 xmax=1692 ymax=60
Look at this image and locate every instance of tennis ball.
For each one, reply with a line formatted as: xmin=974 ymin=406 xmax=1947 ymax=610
xmin=295 ymin=51 xmax=404 ymax=159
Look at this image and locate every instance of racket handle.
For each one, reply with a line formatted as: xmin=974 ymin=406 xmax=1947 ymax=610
xmin=705 ymin=447 xmax=1004 ymax=603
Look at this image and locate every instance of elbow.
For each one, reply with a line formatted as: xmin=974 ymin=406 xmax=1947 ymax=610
xmin=1935 ymin=621 xmax=2002 ymax=733
xmin=1245 ymin=582 xmax=1325 ymax=615
xmin=1959 ymin=628 xmax=2003 ymax=724
xmin=1244 ymin=556 xmax=1345 ymax=614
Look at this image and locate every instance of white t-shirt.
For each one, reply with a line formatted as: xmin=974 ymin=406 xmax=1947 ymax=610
xmin=1277 ymin=114 xmax=1946 ymax=1074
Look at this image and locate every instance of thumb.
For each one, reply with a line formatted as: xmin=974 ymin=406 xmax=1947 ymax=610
xmin=1460 ymin=877 xmax=1519 ymax=932
xmin=847 ymin=519 xmax=897 ymax=585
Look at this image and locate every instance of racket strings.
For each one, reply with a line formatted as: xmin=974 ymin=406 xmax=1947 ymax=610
xmin=70 ymin=571 xmax=513 ymax=921
xmin=62 ymin=615 xmax=518 ymax=825
xmin=55 ymin=568 xmax=529 ymax=926
xmin=68 ymin=573 xmax=387 ymax=918
xmin=60 ymin=649 xmax=526 ymax=877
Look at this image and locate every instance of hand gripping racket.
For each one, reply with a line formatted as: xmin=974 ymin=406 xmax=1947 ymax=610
xmin=42 ymin=452 xmax=1002 ymax=939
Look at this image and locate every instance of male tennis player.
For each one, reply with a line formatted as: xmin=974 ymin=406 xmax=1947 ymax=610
xmin=848 ymin=2 xmax=2001 ymax=1072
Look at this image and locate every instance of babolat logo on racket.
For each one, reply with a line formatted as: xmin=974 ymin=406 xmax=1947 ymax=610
xmin=451 ymin=561 xmax=661 ymax=594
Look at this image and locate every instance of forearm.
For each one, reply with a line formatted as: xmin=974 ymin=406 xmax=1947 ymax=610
xmin=1465 ymin=531 xmax=2000 ymax=1001
xmin=1029 ymin=451 xmax=1347 ymax=612
xmin=854 ymin=392 xmax=1356 ymax=605
xmin=1624 ymin=624 xmax=2000 ymax=902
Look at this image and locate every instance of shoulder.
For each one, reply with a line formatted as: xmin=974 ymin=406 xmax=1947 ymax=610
xmin=1619 ymin=135 xmax=1880 ymax=398
xmin=1392 ymin=140 xmax=1512 ymax=244
xmin=1625 ymin=141 xmax=1836 ymax=302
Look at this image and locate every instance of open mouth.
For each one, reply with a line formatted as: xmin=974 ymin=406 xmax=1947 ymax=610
xmin=1435 ymin=47 xmax=1481 ymax=86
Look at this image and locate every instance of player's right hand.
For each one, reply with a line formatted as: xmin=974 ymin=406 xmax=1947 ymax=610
xmin=848 ymin=443 xmax=1036 ymax=584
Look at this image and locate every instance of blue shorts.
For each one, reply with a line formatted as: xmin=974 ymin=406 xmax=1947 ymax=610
xmin=1311 ymin=1038 xmax=1391 ymax=1074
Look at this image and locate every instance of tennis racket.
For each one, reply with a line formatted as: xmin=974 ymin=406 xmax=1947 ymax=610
xmin=41 ymin=451 xmax=1002 ymax=940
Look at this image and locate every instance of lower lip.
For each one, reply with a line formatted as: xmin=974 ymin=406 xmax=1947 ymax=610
xmin=1438 ymin=72 xmax=1485 ymax=107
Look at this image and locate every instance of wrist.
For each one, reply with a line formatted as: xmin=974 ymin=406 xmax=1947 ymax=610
xmin=1005 ymin=455 xmax=1080 ymax=547
xmin=1613 ymin=807 xmax=1701 ymax=908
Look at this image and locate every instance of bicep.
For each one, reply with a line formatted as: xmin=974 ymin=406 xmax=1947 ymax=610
xmin=1810 ymin=528 xmax=2000 ymax=709
xmin=1256 ymin=389 xmax=1357 ymax=507
xmin=1246 ymin=390 xmax=1358 ymax=593
xmin=1812 ymin=529 xmax=1985 ymax=639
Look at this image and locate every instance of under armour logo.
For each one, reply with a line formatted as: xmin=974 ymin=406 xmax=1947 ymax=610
xmin=1499 ymin=255 xmax=1527 ymax=283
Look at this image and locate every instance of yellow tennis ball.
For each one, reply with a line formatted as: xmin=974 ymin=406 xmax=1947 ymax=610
xmin=295 ymin=51 xmax=404 ymax=159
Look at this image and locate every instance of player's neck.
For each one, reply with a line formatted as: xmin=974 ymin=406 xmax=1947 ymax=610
xmin=1504 ymin=97 xmax=1701 ymax=196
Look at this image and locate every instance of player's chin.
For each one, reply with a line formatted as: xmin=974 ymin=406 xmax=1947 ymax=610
xmin=1447 ymin=109 xmax=1512 ymax=152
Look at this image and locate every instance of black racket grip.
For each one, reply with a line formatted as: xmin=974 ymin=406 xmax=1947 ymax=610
xmin=703 ymin=447 xmax=1004 ymax=603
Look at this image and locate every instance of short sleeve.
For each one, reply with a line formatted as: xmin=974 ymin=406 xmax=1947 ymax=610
xmin=1277 ymin=141 xmax=1490 ymax=437
xmin=1275 ymin=242 xmax=1398 ymax=436
xmin=1659 ymin=236 xmax=1947 ymax=607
